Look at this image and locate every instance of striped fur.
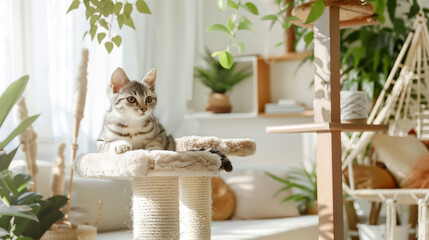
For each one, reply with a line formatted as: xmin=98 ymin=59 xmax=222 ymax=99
xmin=97 ymin=68 xmax=176 ymax=154
xmin=97 ymin=68 xmax=232 ymax=172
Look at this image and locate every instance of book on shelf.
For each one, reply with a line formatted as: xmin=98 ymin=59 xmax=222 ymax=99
xmin=264 ymin=100 xmax=306 ymax=114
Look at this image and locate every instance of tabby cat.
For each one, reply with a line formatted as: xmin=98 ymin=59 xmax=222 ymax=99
xmin=97 ymin=68 xmax=232 ymax=171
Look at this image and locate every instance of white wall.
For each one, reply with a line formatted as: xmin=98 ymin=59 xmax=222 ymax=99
xmin=182 ymin=0 xmax=316 ymax=168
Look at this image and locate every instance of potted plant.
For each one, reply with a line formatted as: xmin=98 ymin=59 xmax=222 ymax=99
xmin=194 ymin=49 xmax=253 ymax=113
xmin=265 ymin=164 xmax=317 ymax=214
xmin=0 ymin=76 xmax=67 ymax=239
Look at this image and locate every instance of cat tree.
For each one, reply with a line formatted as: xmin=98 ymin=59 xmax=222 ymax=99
xmin=75 ymin=136 xmax=256 ymax=239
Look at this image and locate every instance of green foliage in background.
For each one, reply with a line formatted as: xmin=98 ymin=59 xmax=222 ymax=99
xmin=67 ymin=0 xmax=151 ymax=53
xmin=260 ymin=0 xmax=323 ymax=50
xmin=208 ymin=0 xmax=260 ymax=69
xmin=0 ymin=77 xmax=67 ymax=239
xmin=209 ymin=0 xmax=325 ymax=69
xmin=195 ymin=49 xmax=253 ymax=93
xmin=340 ymin=0 xmax=429 ymax=100
xmin=266 ymin=164 xmax=317 ymax=214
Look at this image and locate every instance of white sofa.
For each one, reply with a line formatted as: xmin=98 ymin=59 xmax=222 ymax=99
xmin=10 ymin=160 xmax=318 ymax=240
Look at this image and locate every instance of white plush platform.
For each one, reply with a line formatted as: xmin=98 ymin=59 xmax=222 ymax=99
xmin=96 ymin=215 xmax=319 ymax=240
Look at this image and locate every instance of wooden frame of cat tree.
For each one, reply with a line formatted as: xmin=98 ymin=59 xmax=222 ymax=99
xmin=266 ymin=3 xmax=387 ymax=239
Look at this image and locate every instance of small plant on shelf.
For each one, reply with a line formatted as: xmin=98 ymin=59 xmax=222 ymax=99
xmin=266 ymin=164 xmax=317 ymax=214
xmin=194 ymin=49 xmax=252 ymax=114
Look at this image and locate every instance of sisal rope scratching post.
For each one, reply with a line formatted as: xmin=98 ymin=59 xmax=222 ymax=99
xmin=76 ymin=138 xmax=256 ymax=240
xmin=134 ymin=177 xmax=180 ymax=240
xmin=180 ymin=176 xmax=212 ymax=239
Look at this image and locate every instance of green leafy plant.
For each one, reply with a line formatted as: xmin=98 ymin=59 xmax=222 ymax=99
xmin=194 ymin=49 xmax=253 ymax=93
xmin=340 ymin=0 xmax=429 ymax=100
xmin=266 ymin=165 xmax=317 ymax=214
xmin=67 ymin=0 xmax=151 ymax=53
xmin=260 ymin=0 xmax=324 ymax=50
xmin=0 ymin=77 xmax=67 ymax=239
xmin=208 ymin=0 xmax=259 ymax=69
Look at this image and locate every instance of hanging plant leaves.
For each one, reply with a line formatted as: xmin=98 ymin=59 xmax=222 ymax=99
xmin=305 ymin=0 xmax=325 ymax=24
xmin=97 ymin=33 xmax=106 ymax=44
xmin=136 ymin=0 xmax=151 ymax=14
xmin=207 ymin=24 xmax=232 ymax=37
xmin=105 ymin=41 xmax=114 ymax=53
xmin=218 ymin=51 xmax=234 ymax=69
xmin=67 ymin=0 xmax=80 ymax=14
xmin=112 ymin=35 xmax=122 ymax=47
xmin=216 ymin=0 xmax=227 ymax=12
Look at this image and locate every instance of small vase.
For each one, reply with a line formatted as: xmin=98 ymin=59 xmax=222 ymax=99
xmin=307 ymin=201 xmax=318 ymax=215
xmin=206 ymin=93 xmax=232 ymax=113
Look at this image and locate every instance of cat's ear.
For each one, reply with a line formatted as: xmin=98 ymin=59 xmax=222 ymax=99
xmin=142 ymin=68 xmax=157 ymax=91
xmin=111 ymin=68 xmax=130 ymax=93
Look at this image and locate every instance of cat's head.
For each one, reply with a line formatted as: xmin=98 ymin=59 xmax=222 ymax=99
xmin=108 ymin=67 xmax=157 ymax=118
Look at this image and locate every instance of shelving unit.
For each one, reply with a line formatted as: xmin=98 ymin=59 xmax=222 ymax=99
xmin=265 ymin=3 xmax=386 ymax=240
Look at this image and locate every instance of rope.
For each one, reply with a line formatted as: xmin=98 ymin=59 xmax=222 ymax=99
xmin=133 ymin=177 xmax=180 ymax=240
xmin=41 ymin=224 xmax=96 ymax=240
xmin=340 ymin=91 xmax=369 ymax=121
xmin=385 ymin=199 xmax=397 ymax=240
xmin=417 ymin=193 xmax=429 ymax=240
xmin=179 ymin=176 xmax=212 ymax=240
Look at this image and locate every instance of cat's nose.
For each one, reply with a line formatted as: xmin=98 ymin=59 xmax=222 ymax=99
xmin=140 ymin=107 xmax=147 ymax=112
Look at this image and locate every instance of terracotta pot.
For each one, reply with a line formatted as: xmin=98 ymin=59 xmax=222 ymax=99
xmin=307 ymin=201 xmax=318 ymax=215
xmin=206 ymin=93 xmax=232 ymax=113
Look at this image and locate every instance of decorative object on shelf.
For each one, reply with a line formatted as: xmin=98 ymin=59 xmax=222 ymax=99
xmin=265 ymin=164 xmax=317 ymax=214
xmin=340 ymin=90 xmax=370 ymax=124
xmin=194 ymin=49 xmax=252 ymax=114
xmin=44 ymin=48 xmax=98 ymax=239
xmin=16 ymin=97 xmax=39 ymax=192
xmin=264 ymin=99 xmax=306 ymax=114
xmin=67 ymin=0 xmax=151 ymax=53
xmin=211 ymin=177 xmax=236 ymax=221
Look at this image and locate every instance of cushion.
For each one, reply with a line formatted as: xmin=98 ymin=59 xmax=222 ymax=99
xmin=372 ymin=134 xmax=429 ymax=187
xmin=343 ymin=164 xmax=397 ymax=189
xmin=212 ymin=177 xmax=235 ymax=220
xmin=405 ymin=154 xmax=429 ymax=188
xmin=221 ymin=166 xmax=299 ymax=220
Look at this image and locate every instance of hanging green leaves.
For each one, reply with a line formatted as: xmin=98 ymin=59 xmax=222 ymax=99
xmin=305 ymin=0 xmax=325 ymax=24
xmin=208 ymin=0 xmax=259 ymax=69
xmin=67 ymin=0 xmax=152 ymax=54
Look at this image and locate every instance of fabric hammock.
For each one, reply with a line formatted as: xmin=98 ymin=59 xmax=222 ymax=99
xmin=341 ymin=11 xmax=429 ymax=240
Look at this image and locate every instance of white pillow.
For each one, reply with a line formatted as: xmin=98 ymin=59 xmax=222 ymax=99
xmin=221 ymin=166 xmax=299 ymax=220
xmin=372 ymin=134 xmax=428 ymax=186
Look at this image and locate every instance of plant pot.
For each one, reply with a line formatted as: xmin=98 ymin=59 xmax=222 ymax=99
xmin=340 ymin=90 xmax=370 ymax=124
xmin=306 ymin=201 xmax=318 ymax=215
xmin=206 ymin=93 xmax=232 ymax=114
xmin=357 ymin=224 xmax=410 ymax=240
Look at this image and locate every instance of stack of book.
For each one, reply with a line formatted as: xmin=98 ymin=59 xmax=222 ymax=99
xmin=264 ymin=99 xmax=306 ymax=114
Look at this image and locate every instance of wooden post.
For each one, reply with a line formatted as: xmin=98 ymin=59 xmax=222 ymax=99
xmin=313 ymin=6 xmax=344 ymax=240
xmin=285 ymin=0 xmax=295 ymax=53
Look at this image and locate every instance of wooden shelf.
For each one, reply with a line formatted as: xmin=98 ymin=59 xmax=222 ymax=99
xmin=185 ymin=112 xmax=257 ymax=120
xmin=263 ymin=51 xmax=313 ymax=62
xmin=258 ymin=110 xmax=314 ymax=118
xmin=266 ymin=123 xmax=388 ymax=134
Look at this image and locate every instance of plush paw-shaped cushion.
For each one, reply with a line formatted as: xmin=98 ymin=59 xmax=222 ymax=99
xmin=212 ymin=177 xmax=236 ymax=220
xmin=343 ymin=164 xmax=397 ymax=189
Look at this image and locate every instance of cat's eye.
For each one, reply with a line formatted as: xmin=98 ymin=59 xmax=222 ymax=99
xmin=145 ymin=96 xmax=153 ymax=103
xmin=127 ymin=96 xmax=137 ymax=103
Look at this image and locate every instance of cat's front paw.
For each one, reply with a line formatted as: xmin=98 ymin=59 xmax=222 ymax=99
xmin=115 ymin=143 xmax=132 ymax=154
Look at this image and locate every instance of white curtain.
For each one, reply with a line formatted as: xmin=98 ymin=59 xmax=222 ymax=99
xmin=122 ymin=0 xmax=198 ymax=134
xmin=1 ymin=0 xmax=197 ymax=161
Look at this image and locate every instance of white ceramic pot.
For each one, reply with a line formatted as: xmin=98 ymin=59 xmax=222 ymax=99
xmin=357 ymin=224 xmax=410 ymax=240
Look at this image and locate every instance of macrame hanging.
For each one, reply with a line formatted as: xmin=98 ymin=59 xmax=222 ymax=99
xmin=341 ymin=11 xmax=429 ymax=240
